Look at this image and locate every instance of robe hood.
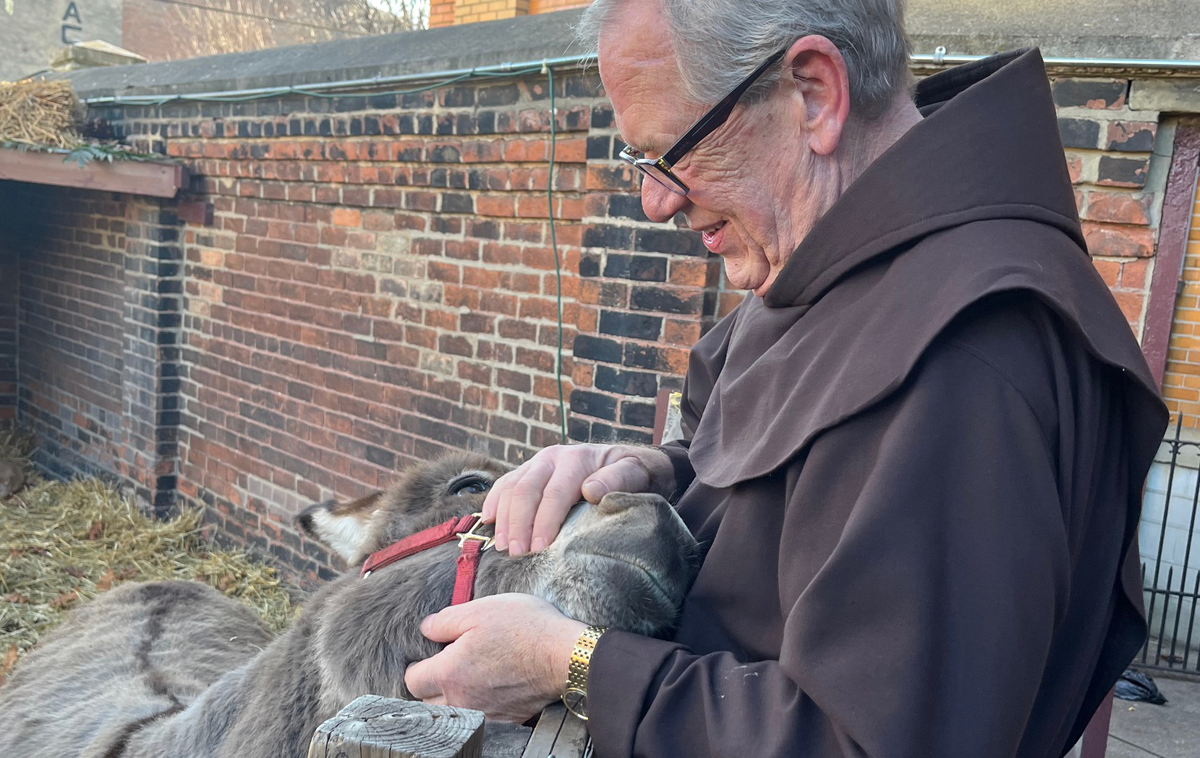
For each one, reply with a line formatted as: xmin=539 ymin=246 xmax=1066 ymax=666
xmin=686 ymin=48 xmax=1167 ymax=489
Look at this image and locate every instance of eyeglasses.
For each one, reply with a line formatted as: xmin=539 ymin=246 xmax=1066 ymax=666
xmin=618 ymin=47 xmax=789 ymax=196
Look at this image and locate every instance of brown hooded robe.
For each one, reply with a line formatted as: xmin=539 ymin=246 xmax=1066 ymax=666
xmin=587 ymin=50 xmax=1169 ymax=758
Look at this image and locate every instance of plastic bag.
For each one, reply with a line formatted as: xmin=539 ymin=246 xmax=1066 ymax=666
xmin=1114 ymin=669 xmax=1167 ymax=705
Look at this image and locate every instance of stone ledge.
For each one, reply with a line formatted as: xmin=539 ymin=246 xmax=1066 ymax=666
xmin=1131 ymin=79 xmax=1200 ymax=113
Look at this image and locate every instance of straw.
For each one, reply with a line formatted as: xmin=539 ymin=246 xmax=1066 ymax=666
xmin=0 ymin=432 xmax=299 ymax=684
xmin=0 ymin=80 xmax=83 ymax=149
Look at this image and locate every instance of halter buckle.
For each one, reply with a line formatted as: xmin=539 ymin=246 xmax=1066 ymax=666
xmin=456 ymin=512 xmax=495 ymax=552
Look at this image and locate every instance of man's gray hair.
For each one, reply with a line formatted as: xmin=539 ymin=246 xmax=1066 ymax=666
xmin=577 ymin=0 xmax=911 ymax=119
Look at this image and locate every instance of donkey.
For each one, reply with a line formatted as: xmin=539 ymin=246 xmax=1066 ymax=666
xmin=0 ymin=453 xmax=698 ymax=758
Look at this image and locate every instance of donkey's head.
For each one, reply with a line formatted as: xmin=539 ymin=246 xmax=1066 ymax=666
xmin=298 ymin=452 xmax=698 ymax=638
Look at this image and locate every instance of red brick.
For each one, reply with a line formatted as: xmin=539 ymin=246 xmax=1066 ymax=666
xmin=1084 ymin=191 xmax=1151 ymax=225
xmin=477 ymin=195 xmax=516 ymax=217
xmin=1083 ymin=222 xmax=1155 ymax=258
xmin=1120 ymin=258 xmax=1151 ymax=290
xmin=1091 ymin=259 xmax=1121 ymax=287
xmin=1113 ymin=291 xmax=1144 ymax=325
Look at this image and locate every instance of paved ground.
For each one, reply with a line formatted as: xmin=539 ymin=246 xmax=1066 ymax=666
xmin=1108 ymin=675 xmax=1200 ymax=758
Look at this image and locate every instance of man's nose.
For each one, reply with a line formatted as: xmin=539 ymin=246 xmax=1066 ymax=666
xmin=641 ymin=177 xmax=690 ymax=223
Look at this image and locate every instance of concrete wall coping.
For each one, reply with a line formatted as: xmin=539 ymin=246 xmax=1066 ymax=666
xmin=62 ymin=3 xmax=1200 ymax=101
xmin=64 ymin=11 xmax=590 ymax=100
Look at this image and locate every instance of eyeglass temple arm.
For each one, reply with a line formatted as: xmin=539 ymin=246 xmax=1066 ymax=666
xmin=661 ymin=47 xmax=789 ymax=166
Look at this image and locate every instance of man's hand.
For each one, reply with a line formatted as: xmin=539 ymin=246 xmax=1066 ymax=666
xmin=482 ymin=444 xmax=675 ymax=556
xmin=404 ymin=594 xmax=586 ymax=723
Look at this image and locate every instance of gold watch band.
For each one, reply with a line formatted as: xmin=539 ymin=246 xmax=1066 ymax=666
xmin=562 ymin=625 xmax=606 ymax=720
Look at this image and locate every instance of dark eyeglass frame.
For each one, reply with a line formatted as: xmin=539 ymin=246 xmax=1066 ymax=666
xmin=619 ymin=46 xmax=789 ymax=196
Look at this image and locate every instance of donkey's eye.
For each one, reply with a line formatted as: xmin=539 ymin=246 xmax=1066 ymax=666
xmin=448 ymin=473 xmax=492 ymax=496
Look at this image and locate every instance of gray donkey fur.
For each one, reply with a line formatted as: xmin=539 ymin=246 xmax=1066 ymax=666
xmin=0 ymin=453 xmax=698 ymax=758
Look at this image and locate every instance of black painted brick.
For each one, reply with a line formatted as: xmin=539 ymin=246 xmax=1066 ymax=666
xmin=573 ymin=335 xmax=623 ymax=364
xmin=620 ymin=402 xmax=657 ymax=428
xmin=1052 ymin=79 xmax=1126 ymax=109
xmin=1057 ymin=118 xmax=1100 ymax=149
xmin=570 ymin=390 xmax=618 ymax=421
xmin=583 ymin=224 xmax=634 ymax=250
xmin=594 ymin=366 xmax=658 ymax=397
xmin=1097 ymin=155 xmax=1149 ymax=187
xmin=634 ymin=229 xmax=705 ymax=256
xmin=631 ymin=285 xmax=702 ymax=314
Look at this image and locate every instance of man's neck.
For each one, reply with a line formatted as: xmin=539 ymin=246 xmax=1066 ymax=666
xmin=836 ymin=97 xmax=923 ymax=192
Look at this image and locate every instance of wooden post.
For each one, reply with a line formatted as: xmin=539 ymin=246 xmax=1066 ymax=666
xmin=1079 ymin=689 xmax=1116 ymax=758
xmin=309 ymin=696 xmax=486 ymax=758
xmin=520 ymin=703 xmax=589 ymax=758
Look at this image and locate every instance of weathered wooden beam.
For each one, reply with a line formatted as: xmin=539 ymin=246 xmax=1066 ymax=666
xmin=309 ymin=696 xmax=486 ymax=758
xmin=0 ymin=149 xmax=186 ymax=198
xmin=520 ymin=703 xmax=589 ymax=758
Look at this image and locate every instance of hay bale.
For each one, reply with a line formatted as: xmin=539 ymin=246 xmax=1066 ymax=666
xmin=0 ymin=433 xmax=300 ymax=683
xmin=0 ymin=80 xmax=82 ymax=149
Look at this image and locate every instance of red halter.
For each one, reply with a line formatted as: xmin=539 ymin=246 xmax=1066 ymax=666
xmin=360 ymin=512 xmax=494 ymax=606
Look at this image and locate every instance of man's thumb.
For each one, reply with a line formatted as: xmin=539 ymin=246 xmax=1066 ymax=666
xmin=581 ymin=457 xmax=651 ymax=503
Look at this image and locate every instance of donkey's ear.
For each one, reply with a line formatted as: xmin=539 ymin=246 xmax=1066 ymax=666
xmin=297 ymin=491 xmax=385 ymax=563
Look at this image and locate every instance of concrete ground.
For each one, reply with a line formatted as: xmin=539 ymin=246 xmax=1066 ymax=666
xmin=1107 ymin=675 xmax=1200 ymax=758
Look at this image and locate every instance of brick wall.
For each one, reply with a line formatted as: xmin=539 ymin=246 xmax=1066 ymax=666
xmin=3 ymin=184 xmax=129 ymax=480
xmin=0 ymin=183 xmax=183 ymax=510
xmin=1160 ymin=172 xmax=1200 ymax=426
xmin=0 ymin=65 xmax=1178 ymax=585
xmin=121 ymin=0 xmax=371 ymax=63
xmin=1053 ymin=78 xmax=1162 ymax=335
xmin=84 ymin=68 xmax=717 ymax=584
xmin=431 ymin=0 xmax=588 ymax=27
xmin=454 ymin=0 xmax=530 ymax=25
xmin=527 ymin=0 xmax=591 ymax=15
xmin=429 ymin=0 xmax=455 ymax=28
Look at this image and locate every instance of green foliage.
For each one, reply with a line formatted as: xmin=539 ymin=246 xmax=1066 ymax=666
xmin=62 ymin=142 xmax=164 ymax=167
xmin=1 ymin=139 xmax=166 ymax=167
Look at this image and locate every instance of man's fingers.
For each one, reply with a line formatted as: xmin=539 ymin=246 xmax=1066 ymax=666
xmin=502 ymin=458 xmax=556 ymax=556
xmin=581 ymin=456 xmax=653 ymax=503
xmin=482 ymin=465 xmax=524 ymax=524
xmin=404 ymin=657 xmax=441 ymax=701
xmin=528 ymin=467 xmax=589 ymax=551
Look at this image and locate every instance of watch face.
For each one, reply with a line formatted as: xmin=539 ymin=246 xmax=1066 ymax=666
xmin=563 ymin=687 xmax=589 ymax=720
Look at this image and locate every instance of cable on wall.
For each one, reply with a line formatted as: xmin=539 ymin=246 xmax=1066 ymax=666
xmin=544 ymin=61 xmax=568 ymax=444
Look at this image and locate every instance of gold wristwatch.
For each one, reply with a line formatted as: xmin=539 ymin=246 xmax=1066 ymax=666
xmin=562 ymin=625 xmax=606 ymax=720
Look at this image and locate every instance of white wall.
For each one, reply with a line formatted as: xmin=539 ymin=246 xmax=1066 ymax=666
xmin=0 ymin=0 xmax=122 ymax=80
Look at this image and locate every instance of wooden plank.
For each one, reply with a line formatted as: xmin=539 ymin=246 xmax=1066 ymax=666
xmin=482 ymin=720 xmax=534 ymax=758
xmin=1142 ymin=119 xmax=1200 ymax=386
xmin=520 ymin=703 xmax=589 ymax=758
xmin=0 ymin=149 xmax=186 ymax=198
xmin=308 ymin=695 xmax=486 ymax=758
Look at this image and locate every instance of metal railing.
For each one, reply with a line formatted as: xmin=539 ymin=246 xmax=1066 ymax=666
xmin=1138 ymin=417 xmax=1200 ymax=673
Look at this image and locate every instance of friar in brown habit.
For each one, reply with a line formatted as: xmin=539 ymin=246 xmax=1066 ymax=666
xmin=402 ymin=1 xmax=1169 ymax=757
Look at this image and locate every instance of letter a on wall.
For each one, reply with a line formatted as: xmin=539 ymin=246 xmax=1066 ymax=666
xmin=61 ymin=1 xmax=83 ymax=44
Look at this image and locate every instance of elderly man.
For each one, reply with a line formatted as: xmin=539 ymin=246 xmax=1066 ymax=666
xmin=405 ymin=0 xmax=1168 ymax=755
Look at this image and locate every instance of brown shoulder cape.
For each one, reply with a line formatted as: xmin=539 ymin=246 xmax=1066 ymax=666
xmin=686 ymin=49 xmax=1163 ymax=490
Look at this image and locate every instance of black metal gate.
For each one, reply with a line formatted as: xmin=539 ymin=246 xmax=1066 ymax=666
xmin=1138 ymin=417 xmax=1200 ymax=673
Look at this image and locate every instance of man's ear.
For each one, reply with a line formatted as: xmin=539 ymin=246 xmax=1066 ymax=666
xmin=297 ymin=491 xmax=385 ymax=563
xmin=784 ymin=35 xmax=852 ymax=156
